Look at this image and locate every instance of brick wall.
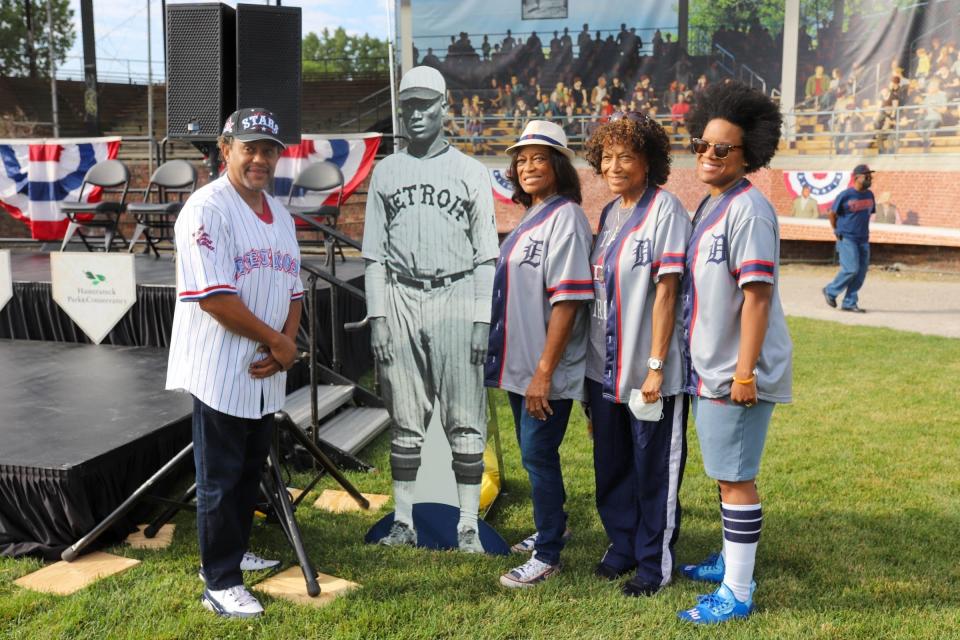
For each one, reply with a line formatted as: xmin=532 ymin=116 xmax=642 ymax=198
xmin=6 ymin=156 xmax=958 ymax=260
xmin=493 ymin=166 xmax=960 ymax=239
xmin=0 ymin=211 xmax=29 ymax=238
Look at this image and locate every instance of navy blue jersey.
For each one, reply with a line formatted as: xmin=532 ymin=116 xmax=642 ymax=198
xmin=832 ymin=187 xmax=875 ymax=241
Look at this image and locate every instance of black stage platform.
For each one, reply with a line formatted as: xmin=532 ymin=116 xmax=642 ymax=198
xmin=0 ymin=250 xmax=373 ymax=558
xmin=0 ymin=340 xmax=194 ymax=558
xmin=0 ymin=249 xmax=370 ymax=379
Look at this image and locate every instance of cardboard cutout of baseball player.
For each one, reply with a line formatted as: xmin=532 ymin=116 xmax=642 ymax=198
xmin=362 ymin=66 xmax=500 ymax=552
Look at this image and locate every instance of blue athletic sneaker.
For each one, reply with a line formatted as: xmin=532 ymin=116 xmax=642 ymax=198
xmin=677 ymin=582 xmax=755 ymax=625
xmin=680 ymin=552 xmax=724 ymax=583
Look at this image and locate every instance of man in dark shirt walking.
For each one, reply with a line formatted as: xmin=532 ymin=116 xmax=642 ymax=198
xmin=823 ymin=164 xmax=876 ymax=313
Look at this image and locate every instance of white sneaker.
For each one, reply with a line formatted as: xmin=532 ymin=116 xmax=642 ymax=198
xmin=378 ymin=521 xmax=417 ymax=546
xmin=199 ymin=551 xmax=280 ymax=583
xmin=510 ymin=527 xmax=573 ymax=553
xmin=499 ymin=556 xmax=561 ymax=588
xmin=202 ymin=585 xmax=264 ymax=618
xmin=457 ymin=526 xmax=485 ymax=553
xmin=240 ymin=551 xmax=280 ymax=571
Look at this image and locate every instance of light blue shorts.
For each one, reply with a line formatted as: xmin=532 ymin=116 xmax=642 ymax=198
xmin=692 ymin=396 xmax=775 ymax=482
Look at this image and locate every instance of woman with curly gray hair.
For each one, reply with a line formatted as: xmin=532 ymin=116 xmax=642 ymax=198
xmin=582 ymin=111 xmax=692 ymax=598
xmin=676 ymin=82 xmax=792 ymax=625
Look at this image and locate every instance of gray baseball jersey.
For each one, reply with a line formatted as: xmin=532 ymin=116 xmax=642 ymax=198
xmin=485 ymin=195 xmax=594 ymax=401
xmin=166 ymin=175 xmax=304 ymax=419
xmin=586 ymin=187 xmax=691 ymax=402
xmin=361 ymin=144 xmax=499 ymax=278
xmin=681 ymin=179 xmax=792 ymax=403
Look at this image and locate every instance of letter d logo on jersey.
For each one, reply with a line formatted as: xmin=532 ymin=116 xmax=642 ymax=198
xmin=631 ymin=238 xmax=653 ymax=269
xmin=706 ymin=233 xmax=727 ymax=265
xmin=520 ymin=239 xmax=544 ymax=267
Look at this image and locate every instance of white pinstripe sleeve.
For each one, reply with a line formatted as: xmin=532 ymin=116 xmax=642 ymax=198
xmin=265 ymin=196 xmax=306 ymax=302
xmin=290 ymin=272 xmax=305 ymax=301
xmin=469 ymin=162 xmax=500 ymax=266
xmin=361 ymin=164 xmax=387 ymax=263
xmin=175 ymin=201 xmax=237 ymax=301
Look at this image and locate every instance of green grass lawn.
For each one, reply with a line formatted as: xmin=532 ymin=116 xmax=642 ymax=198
xmin=3 ymin=317 xmax=960 ymax=639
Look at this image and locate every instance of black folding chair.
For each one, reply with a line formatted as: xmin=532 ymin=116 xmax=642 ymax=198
xmin=59 ymin=159 xmax=131 ymax=252
xmin=286 ymin=161 xmax=346 ymax=264
xmin=127 ymin=160 xmax=198 ymax=258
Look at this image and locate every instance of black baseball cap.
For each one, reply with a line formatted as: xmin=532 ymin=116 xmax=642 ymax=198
xmin=221 ymin=107 xmax=285 ymax=148
xmin=852 ymin=164 xmax=874 ymax=176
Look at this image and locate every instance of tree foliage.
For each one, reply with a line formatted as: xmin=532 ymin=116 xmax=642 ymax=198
xmin=0 ymin=0 xmax=75 ymax=77
xmin=302 ymin=27 xmax=388 ymax=77
xmin=688 ymin=0 xmax=920 ymax=40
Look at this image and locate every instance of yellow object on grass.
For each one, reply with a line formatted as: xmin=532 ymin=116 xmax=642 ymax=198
xmin=479 ymin=444 xmax=501 ymax=513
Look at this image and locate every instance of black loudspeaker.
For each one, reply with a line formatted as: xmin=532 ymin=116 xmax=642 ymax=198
xmin=166 ymin=3 xmax=236 ymax=141
xmin=165 ymin=3 xmax=302 ymax=145
xmin=236 ymin=4 xmax=302 ymax=146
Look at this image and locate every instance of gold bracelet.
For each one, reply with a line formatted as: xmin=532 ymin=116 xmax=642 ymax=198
xmin=732 ymin=374 xmax=756 ymax=385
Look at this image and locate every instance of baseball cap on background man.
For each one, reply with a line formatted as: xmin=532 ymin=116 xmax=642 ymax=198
xmin=505 ymin=120 xmax=576 ymax=160
xmin=398 ymin=66 xmax=446 ymax=101
xmin=852 ymin=164 xmax=874 ymax=176
xmin=221 ymin=107 xmax=285 ymax=149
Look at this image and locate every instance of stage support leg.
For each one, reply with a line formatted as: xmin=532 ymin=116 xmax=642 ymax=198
xmin=61 ymin=442 xmax=195 ymax=562
xmin=144 ymin=483 xmax=197 ymax=538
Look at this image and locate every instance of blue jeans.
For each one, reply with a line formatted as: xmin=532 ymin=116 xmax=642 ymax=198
xmin=508 ymin=392 xmax=572 ymax=566
xmin=825 ymin=236 xmax=869 ymax=308
xmin=193 ymin=397 xmax=273 ymax=590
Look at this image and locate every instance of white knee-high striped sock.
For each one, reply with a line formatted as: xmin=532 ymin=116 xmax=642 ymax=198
xmin=456 ymin=483 xmax=480 ymax=531
xmin=720 ymin=502 xmax=762 ymax=602
xmin=393 ymin=480 xmax=417 ymax=527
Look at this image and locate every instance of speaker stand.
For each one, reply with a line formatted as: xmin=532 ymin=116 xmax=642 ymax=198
xmin=192 ymin=141 xmax=221 ymax=182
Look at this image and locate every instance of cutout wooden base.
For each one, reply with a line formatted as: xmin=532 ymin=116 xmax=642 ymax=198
xmin=125 ymin=524 xmax=175 ymax=549
xmin=14 ymin=551 xmax=140 ymax=595
xmin=253 ymin=567 xmax=358 ymax=608
xmin=313 ymin=489 xmax=389 ymax=514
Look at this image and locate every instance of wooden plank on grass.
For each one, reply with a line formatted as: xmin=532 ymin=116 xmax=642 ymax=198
xmin=253 ymin=567 xmax=358 ymax=608
xmin=14 ymin=552 xmax=140 ymax=595
xmin=313 ymin=489 xmax=389 ymax=513
xmin=125 ymin=524 xmax=175 ymax=550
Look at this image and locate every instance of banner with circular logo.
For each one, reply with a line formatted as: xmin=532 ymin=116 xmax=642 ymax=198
xmin=783 ymin=171 xmax=853 ymax=210
xmin=489 ymin=167 xmax=515 ymax=203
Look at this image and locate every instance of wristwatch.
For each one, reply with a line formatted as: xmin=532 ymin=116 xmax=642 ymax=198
xmin=647 ymin=357 xmax=664 ymax=371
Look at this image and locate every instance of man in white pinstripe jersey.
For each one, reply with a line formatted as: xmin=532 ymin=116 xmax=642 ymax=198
xmin=166 ymin=108 xmax=302 ymax=618
xmin=363 ymin=67 xmax=499 ymax=552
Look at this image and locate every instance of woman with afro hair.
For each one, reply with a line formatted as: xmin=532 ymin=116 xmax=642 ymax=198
xmin=676 ymin=82 xmax=793 ymax=624
xmin=582 ymin=112 xmax=692 ymax=598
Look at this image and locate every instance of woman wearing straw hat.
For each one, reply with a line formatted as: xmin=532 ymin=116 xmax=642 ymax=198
xmin=485 ymin=120 xmax=594 ymax=588
xmin=582 ymin=111 xmax=691 ymax=598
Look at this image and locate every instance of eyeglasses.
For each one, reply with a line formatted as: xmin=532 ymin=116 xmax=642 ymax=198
xmin=609 ymin=111 xmax=649 ymax=125
xmin=690 ymin=138 xmax=742 ymax=158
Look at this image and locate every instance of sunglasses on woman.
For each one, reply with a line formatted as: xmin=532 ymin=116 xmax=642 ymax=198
xmin=609 ymin=110 xmax=650 ymax=124
xmin=690 ymin=137 xmax=742 ymax=158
